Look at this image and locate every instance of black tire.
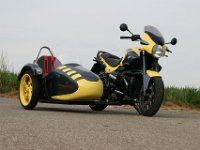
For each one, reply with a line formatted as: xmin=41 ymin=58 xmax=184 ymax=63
xmin=19 ymin=71 xmax=40 ymax=110
xmin=139 ymin=77 xmax=164 ymax=117
xmin=89 ymin=104 xmax=108 ymax=111
xmin=89 ymin=63 xmax=108 ymax=111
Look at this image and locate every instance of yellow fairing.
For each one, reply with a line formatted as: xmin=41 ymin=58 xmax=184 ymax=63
xmin=52 ymin=79 xmax=103 ymax=101
xmin=52 ymin=65 xmax=103 ymax=101
xmin=142 ymin=33 xmax=156 ymax=54
xmin=100 ymin=56 xmax=125 ymax=73
xmin=131 ymin=47 xmax=141 ymax=56
xmin=146 ymin=70 xmax=161 ymax=77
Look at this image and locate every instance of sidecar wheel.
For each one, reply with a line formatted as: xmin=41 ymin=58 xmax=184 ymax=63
xmin=19 ymin=71 xmax=40 ymax=110
xmin=89 ymin=104 xmax=108 ymax=111
xmin=139 ymin=77 xmax=164 ymax=117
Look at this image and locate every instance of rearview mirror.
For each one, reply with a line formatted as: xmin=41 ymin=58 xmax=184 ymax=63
xmin=171 ymin=38 xmax=177 ymax=45
xmin=120 ymin=23 xmax=128 ymax=32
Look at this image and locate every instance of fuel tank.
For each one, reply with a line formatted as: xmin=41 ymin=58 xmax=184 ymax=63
xmin=46 ymin=64 xmax=103 ymax=101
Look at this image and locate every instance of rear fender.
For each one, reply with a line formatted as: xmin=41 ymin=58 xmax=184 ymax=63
xmin=18 ymin=63 xmax=43 ymax=81
xmin=91 ymin=62 xmax=105 ymax=74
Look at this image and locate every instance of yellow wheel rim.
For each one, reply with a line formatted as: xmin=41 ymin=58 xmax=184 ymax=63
xmin=20 ymin=74 xmax=33 ymax=106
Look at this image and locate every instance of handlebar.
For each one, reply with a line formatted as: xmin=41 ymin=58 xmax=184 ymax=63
xmin=120 ymin=34 xmax=141 ymax=41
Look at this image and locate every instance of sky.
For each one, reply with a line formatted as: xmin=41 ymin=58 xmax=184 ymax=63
xmin=0 ymin=0 xmax=199 ymax=87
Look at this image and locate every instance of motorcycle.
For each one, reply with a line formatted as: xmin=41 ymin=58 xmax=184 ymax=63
xmin=90 ymin=23 xmax=177 ymax=116
xmin=18 ymin=23 xmax=177 ymax=116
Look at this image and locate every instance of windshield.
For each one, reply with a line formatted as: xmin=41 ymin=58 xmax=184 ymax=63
xmin=144 ymin=26 xmax=165 ymax=45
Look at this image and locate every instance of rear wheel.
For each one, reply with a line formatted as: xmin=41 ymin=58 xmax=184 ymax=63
xmin=89 ymin=104 xmax=108 ymax=111
xmin=139 ymin=77 xmax=164 ymax=116
xmin=19 ymin=71 xmax=40 ymax=110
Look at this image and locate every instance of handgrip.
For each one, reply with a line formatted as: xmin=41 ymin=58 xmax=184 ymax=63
xmin=120 ymin=36 xmax=131 ymax=39
xmin=166 ymin=48 xmax=172 ymax=53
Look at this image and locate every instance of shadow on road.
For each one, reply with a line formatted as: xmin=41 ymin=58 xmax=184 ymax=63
xmin=34 ymin=106 xmax=139 ymax=116
xmin=2 ymin=98 xmax=199 ymax=119
xmin=31 ymin=106 xmax=200 ymax=119
xmin=155 ymin=111 xmax=200 ymax=119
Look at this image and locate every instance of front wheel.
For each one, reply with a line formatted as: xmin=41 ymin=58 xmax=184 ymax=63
xmin=19 ymin=71 xmax=40 ymax=110
xmin=139 ymin=77 xmax=164 ymax=117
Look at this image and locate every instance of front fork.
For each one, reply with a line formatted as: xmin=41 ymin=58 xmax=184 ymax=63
xmin=134 ymin=51 xmax=151 ymax=114
xmin=141 ymin=51 xmax=151 ymax=97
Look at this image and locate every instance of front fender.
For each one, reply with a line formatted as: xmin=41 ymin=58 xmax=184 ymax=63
xmin=143 ymin=70 xmax=161 ymax=93
xmin=146 ymin=70 xmax=161 ymax=77
xmin=18 ymin=63 xmax=43 ymax=81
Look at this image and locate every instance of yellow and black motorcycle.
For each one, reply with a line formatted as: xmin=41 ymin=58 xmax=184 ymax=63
xmin=90 ymin=23 xmax=177 ymax=116
xmin=18 ymin=23 xmax=177 ymax=116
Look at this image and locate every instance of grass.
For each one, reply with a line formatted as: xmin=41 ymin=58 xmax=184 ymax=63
xmin=0 ymin=52 xmax=199 ymax=108
xmin=0 ymin=52 xmax=18 ymax=93
xmin=164 ymin=87 xmax=200 ymax=109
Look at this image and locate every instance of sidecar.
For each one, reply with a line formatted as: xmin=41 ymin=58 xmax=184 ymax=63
xmin=18 ymin=47 xmax=104 ymax=110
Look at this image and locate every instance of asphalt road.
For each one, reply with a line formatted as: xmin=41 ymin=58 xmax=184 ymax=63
xmin=0 ymin=98 xmax=200 ymax=150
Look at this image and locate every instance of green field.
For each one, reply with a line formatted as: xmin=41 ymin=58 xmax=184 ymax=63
xmin=0 ymin=52 xmax=18 ymax=93
xmin=0 ymin=71 xmax=18 ymax=93
xmin=0 ymin=52 xmax=199 ymax=108
xmin=164 ymin=87 xmax=200 ymax=108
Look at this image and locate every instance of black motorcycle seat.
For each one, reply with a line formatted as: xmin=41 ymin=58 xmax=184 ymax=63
xmin=97 ymin=51 xmax=122 ymax=67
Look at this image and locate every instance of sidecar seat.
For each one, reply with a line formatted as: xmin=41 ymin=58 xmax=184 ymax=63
xmin=37 ymin=56 xmax=62 ymax=76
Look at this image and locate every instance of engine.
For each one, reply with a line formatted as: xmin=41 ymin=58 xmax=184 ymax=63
xmin=99 ymin=71 xmax=142 ymax=101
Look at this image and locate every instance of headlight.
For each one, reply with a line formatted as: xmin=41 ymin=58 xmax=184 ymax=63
xmin=152 ymin=45 xmax=166 ymax=58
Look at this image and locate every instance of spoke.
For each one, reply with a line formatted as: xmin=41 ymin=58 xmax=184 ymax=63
xmin=25 ymin=93 xmax=29 ymax=101
xmin=146 ymin=104 xmax=149 ymax=110
xmin=28 ymin=81 xmax=32 ymax=86
xmin=148 ymin=94 xmax=152 ymax=99
xmin=28 ymin=91 xmax=31 ymax=99
xmin=140 ymin=81 xmax=156 ymax=111
xmin=29 ymin=88 xmax=32 ymax=93
xmin=149 ymin=100 xmax=152 ymax=106
xmin=30 ymin=87 xmax=33 ymax=93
